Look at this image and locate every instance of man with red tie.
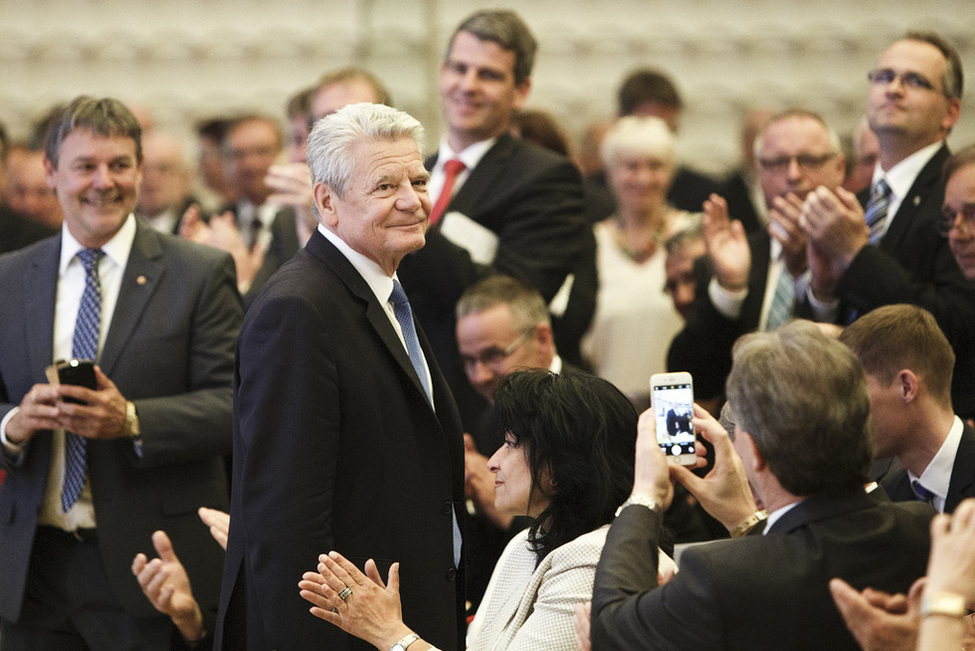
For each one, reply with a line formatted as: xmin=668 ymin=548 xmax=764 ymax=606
xmin=397 ymin=9 xmax=595 ymax=427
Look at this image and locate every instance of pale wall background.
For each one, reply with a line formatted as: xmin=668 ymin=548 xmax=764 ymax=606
xmin=2 ymin=0 xmax=974 ymax=174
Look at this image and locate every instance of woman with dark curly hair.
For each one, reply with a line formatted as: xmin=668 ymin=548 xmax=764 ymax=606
xmin=299 ymin=370 xmax=676 ymax=650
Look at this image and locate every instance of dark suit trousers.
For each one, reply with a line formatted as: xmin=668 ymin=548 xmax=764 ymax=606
xmin=0 ymin=527 xmax=174 ymax=651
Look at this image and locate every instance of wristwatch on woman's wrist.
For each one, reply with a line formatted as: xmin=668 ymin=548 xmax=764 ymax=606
xmin=391 ymin=632 xmax=420 ymax=651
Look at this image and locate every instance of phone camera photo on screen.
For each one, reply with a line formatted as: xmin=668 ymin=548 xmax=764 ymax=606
xmin=650 ymin=372 xmax=696 ymax=465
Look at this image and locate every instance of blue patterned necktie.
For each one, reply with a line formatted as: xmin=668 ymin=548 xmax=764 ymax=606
xmin=864 ymin=179 xmax=891 ymax=245
xmin=765 ymin=268 xmax=794 ymax=331
xmin=62 ymin=248 xmax=104 ymax=512
xmin=389 ymin=280 xmax=432 ymax=406
xmin=911 ymin=480 xmax=936 ymax=506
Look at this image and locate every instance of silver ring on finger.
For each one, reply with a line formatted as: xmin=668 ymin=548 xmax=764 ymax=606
xmin=338 ymin=586 xmax=352 ymax=601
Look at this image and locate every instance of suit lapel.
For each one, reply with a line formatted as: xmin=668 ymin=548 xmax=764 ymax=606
xmin=441 ymin=134 xmax=516 ymax=220
xmin=881 ymin=144 xmax=949 ymax=253
xmin=24 ymin=239 xmax=60 ymax=379
xmin=946 ymin=424 xmax=975 ymax=512
xmin=307 ymin=232 xmax=435 ymax=411
xmin=98 ymin=225 xmax=165 ymax=376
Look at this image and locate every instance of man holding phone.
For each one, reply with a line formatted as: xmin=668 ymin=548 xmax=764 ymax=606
xmin=0 ymin=96 xmax=240 ymax=649
xmin=592 ymin=321 xmax=934 ymax=649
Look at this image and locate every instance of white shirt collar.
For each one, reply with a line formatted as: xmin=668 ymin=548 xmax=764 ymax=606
xmin=872 ymin=140 xmax=943 ymax=203
xmin=434 ymin=136 xmax=498 ymax=174
xmin=909 ymin=415 xmax=964 ymax=511
xmin=549 ymin=354 xmax=563 ymax=374
xmin=317 ymin=224 xmax=394 ymax=305
xmin=763 ymin=500 xmax=801 ymax=534
xmin=59 ymin=213 xmax=137 ymax=274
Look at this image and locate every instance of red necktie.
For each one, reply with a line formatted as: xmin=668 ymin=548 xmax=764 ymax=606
xmin=429 ymin=159 xmax=466 ymax=225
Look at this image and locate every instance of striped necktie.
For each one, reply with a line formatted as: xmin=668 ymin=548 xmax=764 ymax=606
xmin=864 ymin=179 xmax=891 ymax=245
xmin=63 ymin=248 xmax=104 ymax=512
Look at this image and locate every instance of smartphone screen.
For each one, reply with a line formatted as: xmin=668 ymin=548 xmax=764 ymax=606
xmin=652 ymin=378 xmax=696 ymax=461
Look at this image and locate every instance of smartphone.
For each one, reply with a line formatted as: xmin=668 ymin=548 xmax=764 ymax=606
xmin=650 ymin=371 xmax=696 ymax=465
xmin=45 ymin=359 xmax=97 ymax=405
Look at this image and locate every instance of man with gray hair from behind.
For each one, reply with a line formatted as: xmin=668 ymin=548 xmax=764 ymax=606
xmin=591 ymin=320 xmax=934 ymax=649
xmin=215 ymin=103 xmax=465 ymax=651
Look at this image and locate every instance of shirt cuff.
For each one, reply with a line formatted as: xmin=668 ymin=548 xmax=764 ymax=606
xmin=803 ymin=280 xmax=840 ymax=323
xmin=708 ymin=277 xmax=748 ymax=320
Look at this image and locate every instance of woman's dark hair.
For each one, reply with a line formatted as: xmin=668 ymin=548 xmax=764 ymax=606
xmin=493 ymin=370 xmax=636 ymax=565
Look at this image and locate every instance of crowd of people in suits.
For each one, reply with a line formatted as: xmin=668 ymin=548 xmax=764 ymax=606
xmin=2 ymin=6 xmax=975 ymax=650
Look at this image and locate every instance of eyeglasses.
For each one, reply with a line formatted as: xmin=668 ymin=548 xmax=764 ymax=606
xmin=867 ymin=68 xmax=942 ymax=94
xmin=757 ymin=153 xmax=837 ymax=173
xmin=460 ymin=330 xmax=533 ymax=369
xmin=938 ymin=204 xmax=975 ymax=237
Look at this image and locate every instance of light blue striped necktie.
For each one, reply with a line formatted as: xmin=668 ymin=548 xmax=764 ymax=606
xmin=865 ymin=179 xmax=891 ymax=245
xmin=63 ymin=248 xmax=104 ymax=512
xmin=765 ymin=268 xmax=794 ymax=331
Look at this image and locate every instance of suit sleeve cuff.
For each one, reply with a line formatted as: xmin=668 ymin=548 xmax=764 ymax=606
xmin=1 ymin=408 xmax=28 ymax=460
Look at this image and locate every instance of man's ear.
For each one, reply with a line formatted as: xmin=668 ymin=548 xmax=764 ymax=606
xmin=739 ymin=430 xmax=767 ymax=473
xmin=44 ymin=156 xmax=57 ymax=190
xmin=512 ymin=77 xmax=532 ymax=112
xmin=314 ymin=182 xmax=337 ymax=229
xmin=897 ymin=369 xmax=919 ymax=404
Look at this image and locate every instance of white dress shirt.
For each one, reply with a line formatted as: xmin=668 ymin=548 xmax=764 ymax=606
xmin=909 ymin=415 xmax=965 ymax=514
xmin=1 ymin=214 xmax=137 ymax=531
xmin=428 ymin=137 xmax=497 ymax=207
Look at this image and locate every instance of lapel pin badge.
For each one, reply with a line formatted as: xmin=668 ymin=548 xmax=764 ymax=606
xmin=913 ymin=196 xmax=921 ymax=206
xmin=136 ymin=275 xmax=147 ymax=285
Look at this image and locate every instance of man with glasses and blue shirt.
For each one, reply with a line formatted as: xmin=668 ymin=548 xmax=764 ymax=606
xmin=799 ymin=31 xmax=975 ymax=419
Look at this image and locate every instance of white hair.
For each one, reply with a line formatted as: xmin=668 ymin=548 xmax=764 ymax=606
xmin=306 ymin=102 xmax=425 ymax=199
xmin=600 ymin=116 xmax=675 ymax=168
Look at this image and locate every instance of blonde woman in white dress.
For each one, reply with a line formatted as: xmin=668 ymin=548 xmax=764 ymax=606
xmin=582 ymin=116 xmax=697 ymax=401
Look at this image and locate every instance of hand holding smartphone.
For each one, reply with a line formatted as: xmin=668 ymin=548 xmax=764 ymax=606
xmin=45 ymin=359 xmax=97 ymax=405
xmin=650 ymin=371 xmax=696 ymax=465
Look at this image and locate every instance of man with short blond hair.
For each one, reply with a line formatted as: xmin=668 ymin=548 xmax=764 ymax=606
xmin=840 ymin=304 xmax=974 ymax=514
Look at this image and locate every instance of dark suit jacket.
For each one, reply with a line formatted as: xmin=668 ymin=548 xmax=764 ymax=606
xmin=215 ymin=230 xmax=465 ymax=651
xmin=882 ymin=422 xmax=975 ymax=513
xmin=224 ymin=204 xmax=302 ymax=310
xmin=667 ymin=230 xmax=771 ymax=401
xmin=720 ymin=169 xmax=764 ymax=235
xmin=829 ymin=144 xmax=975 ymax=416
xmin=0 ymin=223 xmax=240 ymax=627
xmin=399 ymin=134 xmax=595 ymax=428
xmin=0 ymin=207 xmax=57 ymax=254
xmin=592 ymin=490 xmax=933 ymax=650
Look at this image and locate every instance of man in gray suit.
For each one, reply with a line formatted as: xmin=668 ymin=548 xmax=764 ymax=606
xmin=0 ymin=96 xmax=240 ymax=649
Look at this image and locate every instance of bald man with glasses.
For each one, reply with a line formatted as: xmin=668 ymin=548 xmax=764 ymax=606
xmin=799 ymin=30 xmax=975 ymax=418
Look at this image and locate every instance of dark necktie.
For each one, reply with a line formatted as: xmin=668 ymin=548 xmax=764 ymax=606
xmin=429 ymin=159 xmax=466 ymax=226
xmin=864 ymin=179 xmax=891 ymax=245
xmin=63 ymin=248 xmax=104 ymax=512
xmin=389 ymin=280 xmax=432 ymax=406
xmin=911 ymin=479 xmax=936 ymax=506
